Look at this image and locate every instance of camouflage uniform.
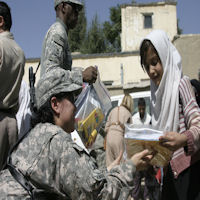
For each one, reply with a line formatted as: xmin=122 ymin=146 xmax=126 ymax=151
xmin=40 ymin=17 xmax=82 ymax=80
xmin=0 ymin=68 xmax=136 ymax=199
xmin=0 ymin=123 xmax=136 ymax=199
xmin=90 ymin=127 xmax=106 ymax=170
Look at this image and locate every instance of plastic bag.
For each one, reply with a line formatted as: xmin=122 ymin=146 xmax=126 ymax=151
xmin=124 ymin=124 xmax=173 ymax=167
xmin=75 ymin=71 xmax=112 ymax=148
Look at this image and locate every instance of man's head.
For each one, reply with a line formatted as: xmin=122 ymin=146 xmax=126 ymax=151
xmin=0 ymin=1 xmax=12 ymax=31
xmin=138 ymin=98 xmax=146 ymax=120
xmin=55 ymin=0 xmax=83 ymax=30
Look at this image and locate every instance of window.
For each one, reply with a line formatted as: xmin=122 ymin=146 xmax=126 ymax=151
xmin=143 ymin=13 xmax=153 ymax=29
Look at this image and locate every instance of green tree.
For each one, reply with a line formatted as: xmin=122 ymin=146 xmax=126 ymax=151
xmin=103 ymin=5 xmax=121 ymax=52
xmin=68 ymin=1 xmax=87 ymax=52
xmin=82 ymin=14 xmax=106 ymax=54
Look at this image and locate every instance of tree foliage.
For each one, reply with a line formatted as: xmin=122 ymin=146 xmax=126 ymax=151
xmin=103 ymin=5 xmax=121 ymax=52
xmin=68 ymin=1 xmax=87 ymax=52
xmin=68 ymin=1 xmax=181 ymax=54
xmin=68 ymin=2 xmax=123 ymax=53
xmin=81 ymin=15 xmax=106 ymax=54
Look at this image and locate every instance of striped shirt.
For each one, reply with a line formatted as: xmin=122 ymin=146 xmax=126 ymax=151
xmin=170 ymin=76 xmax=200 ymax=178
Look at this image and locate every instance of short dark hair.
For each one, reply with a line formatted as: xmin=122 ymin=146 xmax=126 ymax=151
xmin=138 ymin=98 xmax=146 ymax=107
xmin=0 ymin=1 xmax=12 ymax=31
xmin=31 ymin=99 xmax=54 ymax=128
xmin=31 ymin=92 xmax=72 ymax=128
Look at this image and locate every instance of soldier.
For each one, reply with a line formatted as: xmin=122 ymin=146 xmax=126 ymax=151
xmin=40 ymin=0 xmax=97 ymax=84
xmin=0 ymin=68 xmax=153 ymax=199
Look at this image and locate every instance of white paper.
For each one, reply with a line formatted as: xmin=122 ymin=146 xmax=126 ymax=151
xmin=125 ymin=124 xmax=163 ymax=141
xmin=124 ymin=124 xmax=172 ymax=167
xmin=71 ymin=130 xmax=89 ymax=154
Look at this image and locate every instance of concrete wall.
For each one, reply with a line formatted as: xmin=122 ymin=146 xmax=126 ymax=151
xmin=24 ymin=33 xmax=200 ymax=97
xmin=24 ymin=34 xmax=200 ymax=97
xmin=174 ymin=34 xmax=200 ymax=80
xmin=121 ymin=2 xmax=177 ymax=52
xmin=24 ymin=52 xmax=149 ymax=89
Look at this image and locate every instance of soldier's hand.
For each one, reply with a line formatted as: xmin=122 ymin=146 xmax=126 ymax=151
xmin=82 ymin=66 xmax=97 ymax=84
xmin=131 ymin=149 xmax=153 ymax=171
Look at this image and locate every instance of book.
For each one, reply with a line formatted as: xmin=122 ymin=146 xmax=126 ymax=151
xmin=124 ymin=125 xmax=173 ymax=167
xmin=77 ymin=108 xmax=104 ymax=148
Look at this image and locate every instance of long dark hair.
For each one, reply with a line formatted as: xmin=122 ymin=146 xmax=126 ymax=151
xmin=140 ymin=39 xmax=160 ymax=71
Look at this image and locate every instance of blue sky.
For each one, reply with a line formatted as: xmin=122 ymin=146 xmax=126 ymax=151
xmin=4 ymin=0 xmax=200 ymax=58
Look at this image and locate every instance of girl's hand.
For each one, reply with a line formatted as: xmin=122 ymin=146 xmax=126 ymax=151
xmin=159 ymin=132 xmax=187 ymax=151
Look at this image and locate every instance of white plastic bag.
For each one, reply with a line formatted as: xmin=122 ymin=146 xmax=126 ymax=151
xmin=75 ymin=71 xmax=112 ymax=148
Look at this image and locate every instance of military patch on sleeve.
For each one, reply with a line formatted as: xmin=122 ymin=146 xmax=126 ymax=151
xmin=54 ymin=34 xmax=65 ymax=47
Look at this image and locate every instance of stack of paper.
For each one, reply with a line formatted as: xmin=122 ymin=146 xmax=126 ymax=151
xmin=124 ymin=125 xmax=173 ymax=167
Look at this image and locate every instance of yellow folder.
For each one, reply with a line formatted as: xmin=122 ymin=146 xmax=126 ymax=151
xmin=78 ymin=108 xmax=104 ymax=147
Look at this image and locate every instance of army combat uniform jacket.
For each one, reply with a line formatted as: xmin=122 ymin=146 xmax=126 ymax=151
xmin=0 ymin=123 xmax=136 ymax=200
xmin=40 ymin=17 xmax=82 ymax=80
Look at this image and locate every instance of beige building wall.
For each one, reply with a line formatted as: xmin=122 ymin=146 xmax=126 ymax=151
xmin=174 ymin=34 xmax=200 ymax=80
xmin=72 ymin=53 xmax=148 ymax=86
xmin=24 ymin=34 xmax=200 ymax=96
xmin=121 ymin=2 xmax=177 ymax=52
xmin=23 ymin=2 xmax=200 ymax=97
xmin=24 ymin=52 xmax=149 ymax=88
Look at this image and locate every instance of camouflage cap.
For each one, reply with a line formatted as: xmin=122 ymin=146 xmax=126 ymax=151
xmin=36 ymin=68 xmax=82 ymax=109
xmin=54 ymin=0 xmax=83 ymax=9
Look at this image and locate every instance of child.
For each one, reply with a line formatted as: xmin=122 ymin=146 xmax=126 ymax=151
xmin=140 ymin=30 xmax=200 ymax=200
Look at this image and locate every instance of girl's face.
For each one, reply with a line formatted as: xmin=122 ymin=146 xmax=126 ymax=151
xmin=144 ymin=47 xmax=163 ymax=87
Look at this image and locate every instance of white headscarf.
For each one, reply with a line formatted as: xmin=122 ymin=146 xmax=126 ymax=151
xmin=141 ymin=30 xmax=182 ymax=132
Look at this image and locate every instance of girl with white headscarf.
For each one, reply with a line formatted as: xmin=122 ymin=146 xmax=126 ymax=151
xmin=140 ymin=30 xmax=200 ymax=200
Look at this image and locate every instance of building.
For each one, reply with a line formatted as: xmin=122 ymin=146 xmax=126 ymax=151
xmin=121 ymin=1 xmax=177 ymax=51
xmin=173 ymin=34 xmax=200 ymax=80
xmin=24 ymin=1 xmax=200 ymax=96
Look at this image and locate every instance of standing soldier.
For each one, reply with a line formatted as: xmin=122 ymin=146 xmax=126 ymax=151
xmin=40 ymin=0 xmax=97 ymax=84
